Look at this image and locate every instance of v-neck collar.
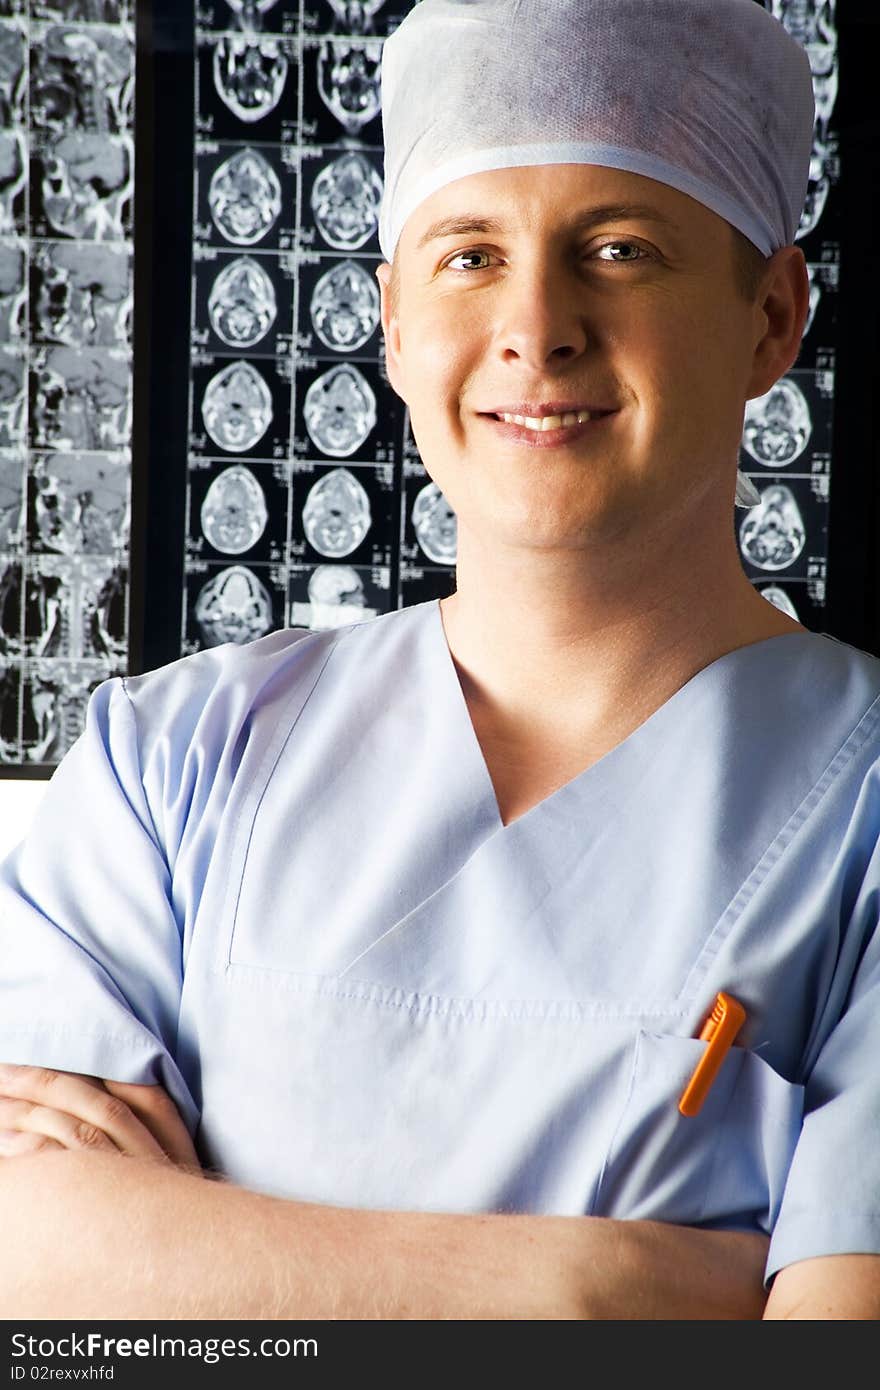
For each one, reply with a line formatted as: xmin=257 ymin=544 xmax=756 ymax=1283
xmin=426 ymin=597 xmax=823 ymax=833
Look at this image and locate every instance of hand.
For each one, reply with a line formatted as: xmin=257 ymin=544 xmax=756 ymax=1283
xmin=0 ymin=1064 xmax=202 ymax=1173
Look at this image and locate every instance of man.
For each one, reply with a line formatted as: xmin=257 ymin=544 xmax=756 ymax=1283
xmin=1 ymin=0 xmax=879 ymax=1319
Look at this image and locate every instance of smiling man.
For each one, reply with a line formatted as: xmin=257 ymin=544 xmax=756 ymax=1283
xmin=380 ymin=162 xmax=806 ymax=836
xmin=2 ymin=0 xmax=880 ymax=1321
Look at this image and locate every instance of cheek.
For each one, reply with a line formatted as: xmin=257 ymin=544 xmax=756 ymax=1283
xmin=398 ymin=303 xmax=476 ymax=422
xmin=629 ymin=302 xmax=750 ymax=441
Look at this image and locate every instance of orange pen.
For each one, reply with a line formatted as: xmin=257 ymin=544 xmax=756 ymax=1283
xmin=678 ymin=991 xmax=747 ymax=1117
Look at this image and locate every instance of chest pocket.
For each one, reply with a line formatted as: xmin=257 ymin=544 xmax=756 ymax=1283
xmin=592 ymin=1030 xmax=805 ymax=1232
xmin=193 ymin=967 xmax=644 ymax=1213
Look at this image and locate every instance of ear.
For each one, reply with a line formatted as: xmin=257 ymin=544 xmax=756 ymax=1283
xmin=376 ymin=262 xmax=407 ymax=403
xmin=745 ymin=246 xmax=811 ymax=401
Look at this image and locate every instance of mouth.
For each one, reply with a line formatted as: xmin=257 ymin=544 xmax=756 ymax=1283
xmin=478 ymin=406 xmax=618 ymax=447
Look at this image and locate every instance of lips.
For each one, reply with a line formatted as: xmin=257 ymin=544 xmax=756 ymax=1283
xmin=480 ymin=402 xmax=619 ymax=435
xmin=484 ymin=402 xmax=616 ymax=418
xmin=480 ymin=410 xmax=616 ymax=447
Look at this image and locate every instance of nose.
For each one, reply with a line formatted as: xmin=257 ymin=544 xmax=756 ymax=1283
xmin=491 ymin=259 xmax=590 ymax=369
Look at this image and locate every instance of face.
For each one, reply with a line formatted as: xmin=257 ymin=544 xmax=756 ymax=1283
xmin=378 ymin=164 xmax=802 ymax=555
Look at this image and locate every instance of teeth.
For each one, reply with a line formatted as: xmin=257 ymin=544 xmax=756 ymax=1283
xmin=498 ymin=410 xmax=593 ymax=430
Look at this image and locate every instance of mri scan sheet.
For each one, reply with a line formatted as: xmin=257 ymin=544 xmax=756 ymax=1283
xmin=0 ymin=2 xmax=134 ymax=772
xmin=176 ymin=0 xmax=842 ymax=662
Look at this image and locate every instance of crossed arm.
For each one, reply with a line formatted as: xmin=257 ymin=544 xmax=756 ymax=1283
xmin=0 ymin=1066 xmax=876 ymax=1319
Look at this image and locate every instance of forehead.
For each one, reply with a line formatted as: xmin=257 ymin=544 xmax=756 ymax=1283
xmin=397 ymin=162 xmax=731 ymax=260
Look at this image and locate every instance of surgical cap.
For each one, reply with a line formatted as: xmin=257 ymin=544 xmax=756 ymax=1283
xmin=377 ymin=0 xmax=815 ymax=264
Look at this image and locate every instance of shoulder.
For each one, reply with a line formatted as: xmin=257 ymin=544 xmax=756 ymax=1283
xmin=754 ymin=627 xmax=880 ymax=704
xmin=796 ymin=630 xmax=880 ymax=769
xmin=124 ymin=622 xmax=326 ymax=699
xmin=100 ymin=603 xmax=435 ymax=790
xmin=77 ymin=627 xmax=322 ymax=781
xmin=120 ymin=625 xmax=328 ymax=734
xmin=67 ymin=608 xmax=428 ymax=863
xmin=737 ymin=628 xmax=880 ymax=770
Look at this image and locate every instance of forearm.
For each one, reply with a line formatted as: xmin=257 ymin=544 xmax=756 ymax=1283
xmin=0 ymin=1151 xmax=768 ymax=1319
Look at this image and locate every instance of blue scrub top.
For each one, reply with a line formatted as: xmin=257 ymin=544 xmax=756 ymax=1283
xmin=2 ymin=598 xmax=880 ymax=1284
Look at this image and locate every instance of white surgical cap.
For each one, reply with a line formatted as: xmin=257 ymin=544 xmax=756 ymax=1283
xmin=378 ymin=0 xmax=815 ymax=264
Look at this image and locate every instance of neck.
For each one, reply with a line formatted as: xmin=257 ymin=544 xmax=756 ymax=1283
xmin=438 ymin=513 xmax=805 ymax=743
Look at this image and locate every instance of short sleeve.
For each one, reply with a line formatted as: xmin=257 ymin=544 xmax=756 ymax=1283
xmin=766 ymin=828 xmax=880 ymax=1280
xmin=0 ymin=675 xmax=199 ymax=1134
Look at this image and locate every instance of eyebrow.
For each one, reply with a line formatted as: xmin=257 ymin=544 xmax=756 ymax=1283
xmin=413 ymin=204 xmax=680 ymax=253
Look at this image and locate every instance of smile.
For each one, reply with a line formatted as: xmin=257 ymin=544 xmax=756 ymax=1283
xmin=480 ymin=410 xmax=616 ymax=447
xmin=498 ymin=410 xmax=594 ymax=431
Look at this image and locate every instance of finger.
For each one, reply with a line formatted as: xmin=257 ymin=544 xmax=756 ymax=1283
xmin=0 ymin=1065 xmax=169 ymax=1163
xmin=0 ymin=1094 xmax=120 ymax=1152
xmin=0 ymin=1096 xmax=121 ymax=1153
xmin=103 ymin=1080 xmax=201 ymax=1170
xmin=0 ymin=1065 xmax=200 ymax=1171
xmin=0 ymin=1129 xmax=65 ymax=1158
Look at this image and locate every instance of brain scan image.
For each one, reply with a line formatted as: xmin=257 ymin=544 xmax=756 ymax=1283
xmin=41 ymin=132 xmax=132 ymax=240
xmin=31 ymin=452 xmax=129 ymax=555
xmin=27 ymin=555 xmax=126 ymax=664
xmin=310 ymin=152 xmax=382 ymax=251
xmin=23 ymin=656 xmax=109 ymax=765
xmin=303 ymin=363 xmax=376 ymax=458
xmin=411 ymin=482 xmax=457 ymax=565
xmin=33 ymin=243 xmax=131 ymax=346
xmin=772 ymin=3 xmax=837 ymax=145
xmin=0 ymin=131 xmax=25 ymax=233
xmin=316 ymin=40 xmax=382 ymax=136
xmin=0 ymin=240 xmax=26 ymax=343
xmin=324 ymin=1 xmax=387 ymax=35
xmin=742 ymin=379 xmax=812 ymax=467
xmin=194 ymin=563 xmax=273 ymax=646
xmin=797 ymin=137 xmax=831 ymax=242
xmin=0 ymin=449 xmax=23 ymax=547
xmin=770 ymin=2 xmax=836 ymax=57
xmin=310 ymin=259 xmax=379 ymax=353
xmin=22 ymin=667 xmax=64 ymax=764
xmin=769 ymin=5 xmax=838 ymax=244
xmin=307 ymin=564 xmax=364 ymax=614
xmin=30 ymin=25 xmax=133 ymax=136
xmin=739 ymin=485 xmax=806 ymax=572
xmin=302 ymin=467 xmax=371 ymax=558
xmin=208 ymin=148 xmax=281 ymax=246
xmin=759 ymin=584 xmax=801 ymax=621
xmin=32 ymin=346 xmax=131 ymax=451
xmin=0 ymin=346 xmax=25 ymax=446
xmin=0 ymin=557 xmax=21 ymax=658
xmin=22 ymin=667 xmax=61 ymax=764
xmin=208 ymin=256 xmax=277 ymax=348
xmin=806 ymin=45 xmax=838 ymax=139
xmin=33 ymin=4 xmax=130 ymax=19
xmin=0 ymin=661 xmax=20 ymax=763
xmin=200 ymin=464 xmax=268 ymax=554
xmin=212 ymin=33 xmax=288 ymax=123
xmin=222 ymin=0 xmax=279 ymax=32
xmin=804 ymin=265 xmax=821 ymax=339
xmin=810 ymin=58 xmax=838 ymax=136
xmin=0 ymin=21 xmax=26 ymax=127
xmin=797 ymin=98 xmax=836 ymax=242
xmin=201 ymin=360 xmax=273 ymax=454
xmin=289 ymin=562 xmax=382 ymax=630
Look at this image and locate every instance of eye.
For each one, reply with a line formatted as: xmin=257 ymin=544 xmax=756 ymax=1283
xmin=442 ymin=248 xmax=494 ymax=272
xmin=594 ymin=241 xmax=649 ymax=263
